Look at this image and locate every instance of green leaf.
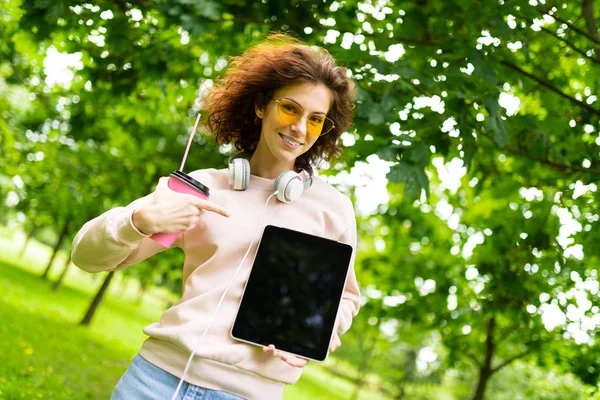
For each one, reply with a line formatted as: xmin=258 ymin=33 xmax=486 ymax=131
xmin=388 ymin=162 xmax=425 ymax=201
xmin=467 ymin=48 xmax=498 ymax=85
xmin=368 ymin=108 xmax=385 ymax=125
xmin=409 ymin=143 xmax=429 ymax=166
xmin=485 ymin=96 xmax=508 ymax=148
xmin=416 ymin=166 xmax=429 ymax=197
xmin=404 ymin=178 xmax=421 ymax=201
xmin=388 ymin=162 xmax=414 ymax=183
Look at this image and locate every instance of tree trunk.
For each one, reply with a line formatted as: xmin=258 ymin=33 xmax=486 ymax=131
xmin=41 ymin=223 xmax=69 ymax=279
xmin=136 ymin=283 xmax=148 ymax=304
xmin=80 ymin=271 xmax=116 ymax=326
xmin=471 ymin=317 xmax=496 ymax=400
xmin=52 ymin=251 xmax=72 ymax=291
xmin=350 ymin=359 xmax=368 ymax=400
xmin=119 ymin=276 xmax=129 ymax=294
xmin=582 ymin=0 xmax=600 ymax=61
xmin=19 ymin=226 xmax=38 ymax=258
xmin=136 ymin=273 xmax=153 ymax=304
xmin=394 ymin=386 xmax=406 ymax=400
xmin=393 ymin=350 xmax=417 ymax=400
xmin=472 ymin=367 xmax=493 ymax=400
xmin=350 ymin=327 xmax=380 ymax=400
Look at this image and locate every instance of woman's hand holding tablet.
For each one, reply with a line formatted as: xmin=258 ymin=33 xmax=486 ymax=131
xmin=263 ymin=331 xmax=342 ymax=367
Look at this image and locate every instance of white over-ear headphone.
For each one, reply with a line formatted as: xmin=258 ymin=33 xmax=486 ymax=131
xmin=228 ymin=153 xmax=313 ymax=203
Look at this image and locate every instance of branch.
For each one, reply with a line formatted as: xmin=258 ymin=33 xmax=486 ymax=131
xmin=462 ymin=110 xmax=600 ymax=175
xmin=540 ymin=25 xmax=599 ymax=63
xmin=516 ymin=13 xmax=599 ymax=64
xmin=477 ymin=129 xmax=600 ymax=175
xmin=499 ymin=60 xmax=600 ymax=117
xmin=582 ymin=0 xmax=600 ymax=41
xmin=537 ymin=7 xmax=600 ymax=43
xmin=495 ymin=325 xmax=517 ymax=347
xmin=158 ymin=17 xmax=438 ymax=48
xmin=482 ymin=316 xmax=496 ymax=372
xmin=381 ymin=35 xmax=438 ymax=47
xmin=490 ymin=348 xmax=534 ymax=374
xmin=502 ymin=143 xmax=600 ymax=174
xmin=465 ymin=350 xmax=482 ymax=368
xmin=582 ymin=0 xmax=600 ymax=60
xmin=231 ymin=17 xmax=440 ymax=47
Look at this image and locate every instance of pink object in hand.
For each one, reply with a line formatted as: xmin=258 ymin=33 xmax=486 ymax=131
xmin=149 ymin=170 xmax=210 ymax=248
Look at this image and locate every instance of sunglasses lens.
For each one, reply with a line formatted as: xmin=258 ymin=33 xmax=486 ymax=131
xmin=278 ymin=99 xmax=302 ymax=125
xmin=307 ymin=115 xmax=326 ymax=136
xmin=276 ymin=98 xmax=334 ymax=136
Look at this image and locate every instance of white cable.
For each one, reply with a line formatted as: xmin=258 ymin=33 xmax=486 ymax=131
xmin=170 ymin=191 xmax=278 ymax=400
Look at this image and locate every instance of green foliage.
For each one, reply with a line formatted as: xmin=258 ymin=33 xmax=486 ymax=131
xmin=488 ymin=361 xmax=598 ymax=400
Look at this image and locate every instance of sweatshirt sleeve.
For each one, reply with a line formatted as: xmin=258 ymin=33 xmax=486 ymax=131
xmin=71 ymin=194 xmax=181 ymax=273
xmin=335 ymin=201 xmax=361 ymax=337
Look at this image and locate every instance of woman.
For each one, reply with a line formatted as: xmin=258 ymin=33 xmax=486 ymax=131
xmin=72 ymin=33 xmax=360 ymax=400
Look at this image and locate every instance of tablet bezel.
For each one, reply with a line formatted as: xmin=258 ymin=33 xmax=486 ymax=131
xmin=230 ymin=225 xmax=353 ymax=362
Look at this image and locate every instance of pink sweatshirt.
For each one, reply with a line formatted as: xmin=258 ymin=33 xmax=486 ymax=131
xmin=71 ymin=168 xmax=360 ymax=400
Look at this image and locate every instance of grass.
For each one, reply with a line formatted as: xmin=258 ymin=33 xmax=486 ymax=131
xmin=0 ymin=227 xmax=385 ymax=400
xmin=0 ymin=264 xmax=131 ymax=399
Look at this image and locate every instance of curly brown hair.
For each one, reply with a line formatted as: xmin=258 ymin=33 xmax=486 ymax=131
xmin=201 ymin=33 xmax=356 ymax=172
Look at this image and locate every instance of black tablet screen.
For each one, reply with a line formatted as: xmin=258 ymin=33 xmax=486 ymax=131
xmin=231 ymin=225 xmax=353 ymax=361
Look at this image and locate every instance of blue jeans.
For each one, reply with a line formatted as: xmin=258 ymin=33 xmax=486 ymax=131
xmin=111 ymin=354 xmax=246 ymax=400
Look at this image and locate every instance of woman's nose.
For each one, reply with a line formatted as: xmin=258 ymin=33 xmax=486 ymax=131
xmin=290 ymin=115 xmax=308 ymax=137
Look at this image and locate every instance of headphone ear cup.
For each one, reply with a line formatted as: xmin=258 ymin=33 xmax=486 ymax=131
xmin=229 ymin=158 xmax=250 ymax=190
xmin=274 ymin=171 xmax=304 ymax=203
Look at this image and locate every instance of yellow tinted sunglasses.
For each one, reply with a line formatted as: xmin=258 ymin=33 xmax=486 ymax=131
xmin=271 ymin=97 xmax=335 ymax=136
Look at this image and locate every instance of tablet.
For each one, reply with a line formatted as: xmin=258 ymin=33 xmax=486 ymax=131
xmin=231 ymin=225 xmax=353 ymax=362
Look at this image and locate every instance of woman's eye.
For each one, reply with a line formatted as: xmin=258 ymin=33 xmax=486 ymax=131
xmin=283 ymin=104 xmax=300 ymax=114
xmin=309 ymin=116 xmax=324 ymax=124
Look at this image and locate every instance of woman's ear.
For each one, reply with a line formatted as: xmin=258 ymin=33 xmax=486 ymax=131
xmin=255 ymin=93 xmax=266 ymax=119
xmin=255 ymin=104 xmax=264 ymax=119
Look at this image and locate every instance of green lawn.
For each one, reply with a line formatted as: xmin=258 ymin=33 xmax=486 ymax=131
xmin=0 ymin=228 xmax=384 ymax=400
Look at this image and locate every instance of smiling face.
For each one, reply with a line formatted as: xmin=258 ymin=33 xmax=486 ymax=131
xmin=253 ymin=81 xmax=333 ymax=172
